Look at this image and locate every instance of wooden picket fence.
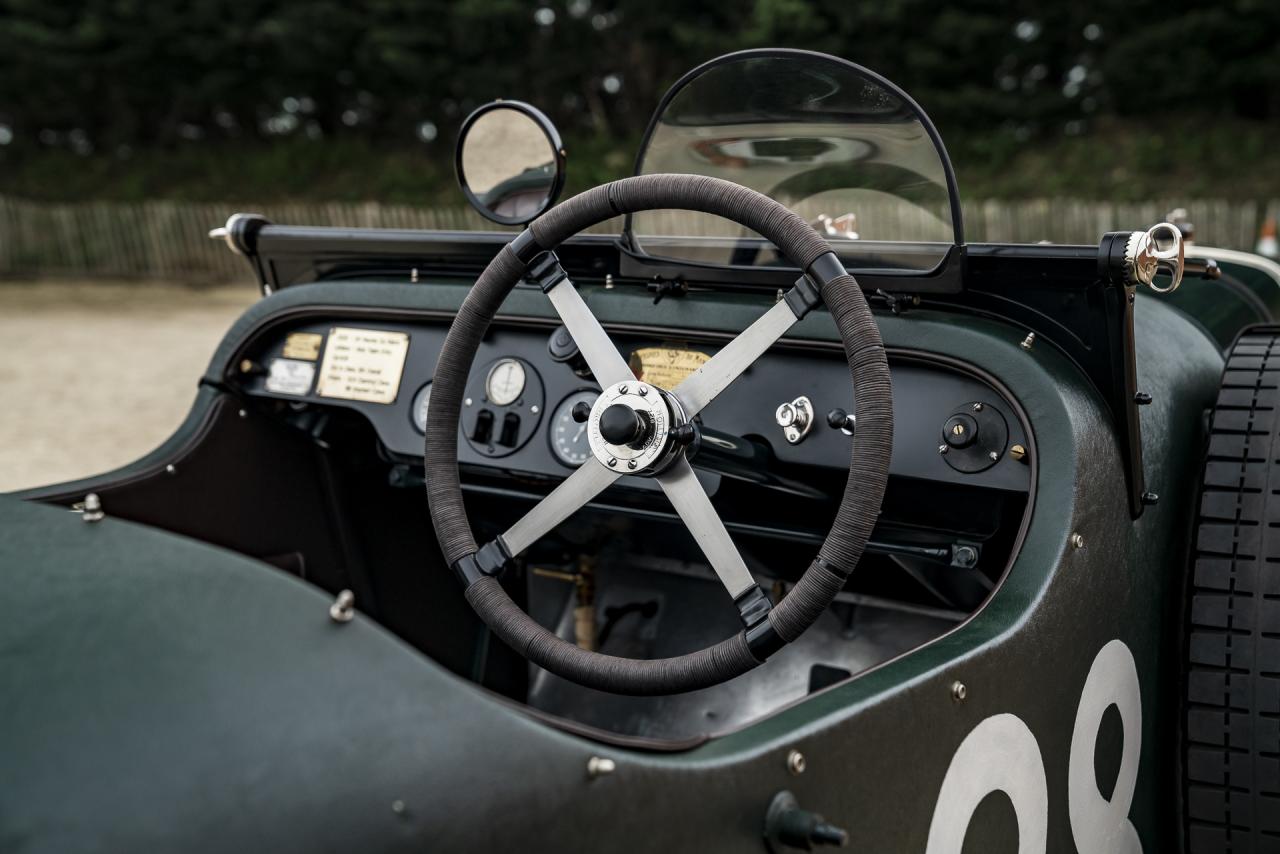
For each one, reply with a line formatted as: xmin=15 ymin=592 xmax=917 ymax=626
xmin=1 ymin=195 xmax=1277 ymax=282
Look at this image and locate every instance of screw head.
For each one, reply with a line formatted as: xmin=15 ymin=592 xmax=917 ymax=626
xmin=627 ymin=460 xmax=638 ymax=470
xmin=989 ymin=450 xmax=999 ymax=461
xmin=531 ymin=405 xmax=540 ymax=414
xmin=618 ymin=385 xmax=628 ymax=395
xmin=972 ymin=402 xmax=983 ymax=412
xmin=1010 ymin=444 xmax=1027 ymax=461
xmin=951 ymin=681 xmax=968 ymax=702
xmin=607 ymin=458 xmax=617 ymax=467
xmin=165 ymin=464 xmax=177 ymax=475
xmin=1021 ymin=332 xmax=1036 ymax=350
xmin=938 ymin=444 xmax=948 ymax=455
xmin=637 ymin=385 xmax=648 ymax=396
xmin=1071 ymin=533 xmax=1085 ymax=550
xmin=329 ymin=589 xmax=355 ymax=623
xmin=786 ymin=749 xmax=806 ymax=776
xmin=587 ymin=756 xmax=616 ymax=778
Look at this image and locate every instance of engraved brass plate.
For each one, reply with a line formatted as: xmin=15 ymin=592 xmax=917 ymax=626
xmin=628 ymin=346 xmax=710 ymax=390
xmin=316 ymin=327 xmax=410 ymax=404
xmin=283 ymin=332 xmax=324 ymax=361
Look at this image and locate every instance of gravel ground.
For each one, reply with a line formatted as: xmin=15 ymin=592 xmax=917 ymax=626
xmin=0 ymin=280 xmax=257 ymax=492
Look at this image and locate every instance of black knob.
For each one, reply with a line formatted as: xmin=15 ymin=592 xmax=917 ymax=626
xmin=943 ymin=413 xmax=978 ymax=448
xmin=571 ymin=401 xmax=592 ymax=423
xmin=599 ymin=404 xmax=646 ymax=446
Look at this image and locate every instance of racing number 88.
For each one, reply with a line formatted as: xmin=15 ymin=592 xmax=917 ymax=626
xmin=924 ymin=640 xmax=1142 ymax=853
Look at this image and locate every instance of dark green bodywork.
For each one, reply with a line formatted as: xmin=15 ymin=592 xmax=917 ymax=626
xmin=1 ymin=274 xmax=1229 ymax=851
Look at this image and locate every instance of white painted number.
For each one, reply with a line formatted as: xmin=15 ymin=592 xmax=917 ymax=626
xmin=924 ymin=639 xmax=1143 ymax=853
xmin=925 ymin=714 xmax=1048 ymax=854
xmin=1068 ymin=639 xmax=1142 ymax=853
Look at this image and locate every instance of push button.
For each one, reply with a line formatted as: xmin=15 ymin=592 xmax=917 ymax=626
xmin=943 ymin=413 xmax=978 ymax=448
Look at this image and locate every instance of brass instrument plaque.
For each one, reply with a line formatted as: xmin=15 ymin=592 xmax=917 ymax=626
xmin=628 ymin=346 xmax=711 ymax=390
xmin=282 ymin=332 xmax=324 ymax=361
xmin=316 ymin=327 xmax=409 ymax=404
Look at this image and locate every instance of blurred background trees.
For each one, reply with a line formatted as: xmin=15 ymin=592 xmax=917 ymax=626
xmin=0 ymin=0 xmax=1277 ymax=202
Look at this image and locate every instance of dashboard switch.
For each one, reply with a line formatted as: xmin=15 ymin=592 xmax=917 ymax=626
xmin=775 ymin=396 xmax=814 ymax=444
xmin=499 ymin=412 xmax=521 ymax=447
xmin=473 ymin=409 xmax=495 ymax=444
xmin=943 ymin=413 xmax=978 ymax=448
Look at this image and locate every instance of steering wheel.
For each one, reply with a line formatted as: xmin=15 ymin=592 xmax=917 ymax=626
xmin=425 ymin=174 xmax=893 ymax=695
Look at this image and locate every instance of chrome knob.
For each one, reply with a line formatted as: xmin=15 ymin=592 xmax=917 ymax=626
xmin=1126 ymin=222 xmax=1185 ymax=293
xmin=775 ymin=396 xmax=814 ymax=444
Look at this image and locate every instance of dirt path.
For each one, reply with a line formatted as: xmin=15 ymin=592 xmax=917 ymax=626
xmin=0 ymin=280 xmax=257 ymax=492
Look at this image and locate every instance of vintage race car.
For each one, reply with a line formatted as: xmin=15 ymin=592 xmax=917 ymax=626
xmin=4 ymin=49 xmax=1277 ymax=853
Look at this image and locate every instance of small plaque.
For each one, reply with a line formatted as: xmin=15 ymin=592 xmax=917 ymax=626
xmin=316 ymin=327 xmax=409 ymax=404
xmin=283 ymin=332 xmax=324 ymax=361
xmin=628 ymin=346 xmax=711 ymax=390
xmin=265 ymin=358 xmax=316 ymax=396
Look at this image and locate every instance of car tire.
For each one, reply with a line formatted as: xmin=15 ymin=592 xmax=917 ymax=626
xmin=1183 ymin=326 xmax=1280 ymax=853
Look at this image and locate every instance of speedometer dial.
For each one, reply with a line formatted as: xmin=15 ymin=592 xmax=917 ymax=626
xmin=549 ymin=390 xmax=598 ymax=467
xmin=410 ymin=381 xmax=432 ymax=433
xmin=485 ymin=358 xmax=526 ymax=406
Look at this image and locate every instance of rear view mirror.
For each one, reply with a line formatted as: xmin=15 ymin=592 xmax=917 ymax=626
xmin=455 ymin=101 xmax=565 ymax=226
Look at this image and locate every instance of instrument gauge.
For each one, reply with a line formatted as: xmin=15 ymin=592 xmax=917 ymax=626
xmin=550 ymin=390 xmax=599 ymax=467
xmin=410 ymin=381 xmax=432 ymax=433
xmin=485 ymin=358 xmax=527 ymax=406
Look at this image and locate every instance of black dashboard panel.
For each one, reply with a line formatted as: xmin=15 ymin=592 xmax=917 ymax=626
xmin=237 ymin=316 xmax=1032 ymax=498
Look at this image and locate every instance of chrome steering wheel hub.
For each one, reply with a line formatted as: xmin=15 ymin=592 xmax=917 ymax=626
xmin=586 ymin=380 xmax=685 ymax=473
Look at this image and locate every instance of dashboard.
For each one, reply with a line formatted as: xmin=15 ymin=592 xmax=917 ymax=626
xmin=236 ymin=314 xmax=1032 ymax=499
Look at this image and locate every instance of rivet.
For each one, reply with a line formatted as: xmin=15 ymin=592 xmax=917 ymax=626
xmin=951 ymin=681 xmax=968 ymax=702
xmin=1071 ymin=533 xmax=1085 ymax=550
xmin=391 ymin=799 xmax=407 ymax=815
xmin=587 ymin=756 xmax=616 ymax=778
xmin=165 ymin=464 xmax=177 ymax=475
xmin=238 ymin=408 xmax=248 ymax=419
xmin=329 ymin=589 xmax=355 ymax=623
xmin=1010 ymin=444 xmax=1027 ymax=462
xmin=465 ymin=398 xmax=473 ymax=407
xmin=1021 ymin=332 xmax=1036 ymax=350
xmin=531 ymin=405 xmax=540 ymax=414
xmin=82 ymin=493 xmax=104 ymax=523
xmin=786 ymin=749 xmax=806 ymax=776
xmin=239 ymin=358 xmax=254 ymax=373
xmin=988 ymin=450 xmax=999 ymax=461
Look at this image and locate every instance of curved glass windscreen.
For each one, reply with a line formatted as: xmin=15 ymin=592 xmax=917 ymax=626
xmin=631 ymin=52 xmax=959 ymax=272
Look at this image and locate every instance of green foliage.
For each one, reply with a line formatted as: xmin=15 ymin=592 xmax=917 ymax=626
xmin=0 ymin=1 xmax=1276 ymax=201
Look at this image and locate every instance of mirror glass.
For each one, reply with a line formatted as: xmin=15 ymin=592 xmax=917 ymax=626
xmin=631 ymin=52 xmax=960 ymax=273
xmin=457 ymin=103 xmax=563 ymax=226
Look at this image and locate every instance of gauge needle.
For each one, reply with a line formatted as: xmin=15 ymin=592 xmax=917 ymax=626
xmin=572 ymin=425 xmax=586 ymax=443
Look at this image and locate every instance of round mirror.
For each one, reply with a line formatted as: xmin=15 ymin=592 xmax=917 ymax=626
xmin=455 ymin=101 xmax=565 ymax=226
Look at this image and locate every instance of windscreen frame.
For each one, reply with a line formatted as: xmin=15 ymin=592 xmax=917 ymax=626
xmin=625 ymin=48 xmax=966 ymax=277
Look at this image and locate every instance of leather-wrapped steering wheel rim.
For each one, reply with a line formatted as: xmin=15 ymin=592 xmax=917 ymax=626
xmin=425 ymin=174 xmax=892 ymax=695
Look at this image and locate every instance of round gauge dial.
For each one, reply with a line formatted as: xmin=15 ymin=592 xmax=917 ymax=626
xmin=550 ymin=390 xmax=599 ymax=467
xmin=410 ymin=382 xmax=432 ymax=433
xmin=485 ymin=358 xmax=527 ymax=406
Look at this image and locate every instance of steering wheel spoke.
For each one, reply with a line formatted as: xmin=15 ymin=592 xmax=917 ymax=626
xmin=502 ymin=460 xmax=623 ymax=557
xmin=543 ymin=276 xmax=634 ymax=388
xmin=655 ymin=458 xmax=756 ymax=600
xmin=671 ymin=298 xmax=799 ymax=418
